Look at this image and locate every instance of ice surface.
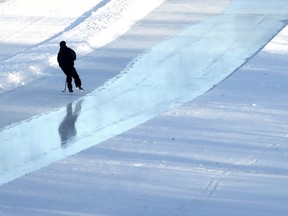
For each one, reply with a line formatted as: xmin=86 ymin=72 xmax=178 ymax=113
xmin=1 ymin=0 xmax=288 ymax=215
xmin=1 ymin=0 xmax=288 ymax=186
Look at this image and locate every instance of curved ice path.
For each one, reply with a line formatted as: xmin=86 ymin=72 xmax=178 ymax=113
xmin=1 ymin=0 xmax=288 ymax=185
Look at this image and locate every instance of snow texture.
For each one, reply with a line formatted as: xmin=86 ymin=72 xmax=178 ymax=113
xmin=0 ymin=0 xmax=288 ymax=215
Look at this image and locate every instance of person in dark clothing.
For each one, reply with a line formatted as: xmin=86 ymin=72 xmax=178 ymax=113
xmin=57 ymin=41 xmax=83 ymax=92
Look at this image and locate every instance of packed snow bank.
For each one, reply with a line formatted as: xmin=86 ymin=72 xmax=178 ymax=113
xmin=0 ymin=0 xmax=100 ymax=50
xmin=1 ymin=0 xmax=288 ymax=185
xmin=0 ymin=0 xmax=165 ymax=93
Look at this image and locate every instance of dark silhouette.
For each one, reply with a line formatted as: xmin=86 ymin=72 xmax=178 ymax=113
xmin=57 ymin=41 xmax=83 ymax=92
xmin=58 ymin=100 xmax=83 ymax=146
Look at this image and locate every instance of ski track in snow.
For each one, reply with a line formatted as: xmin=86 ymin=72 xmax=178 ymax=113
xmin=35 ymin=0 xmax=112 ymax=48
xmin=0 ymin=0 xmax=113 ymax=62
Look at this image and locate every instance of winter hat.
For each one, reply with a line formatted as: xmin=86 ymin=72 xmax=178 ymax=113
xmin=60 ymin=41 xmax=66 ymax=48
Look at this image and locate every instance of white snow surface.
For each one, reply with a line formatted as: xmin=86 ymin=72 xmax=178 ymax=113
xmin=1 ymin=0 xmax=288 ymax=215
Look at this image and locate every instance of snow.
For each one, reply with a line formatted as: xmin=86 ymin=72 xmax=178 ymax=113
xmin=1 ymin=0 xmax=288 ymax=215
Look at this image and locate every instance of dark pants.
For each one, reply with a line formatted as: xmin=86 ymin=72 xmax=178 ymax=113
xmin=61 ymin=66 xmax=81 ymax=91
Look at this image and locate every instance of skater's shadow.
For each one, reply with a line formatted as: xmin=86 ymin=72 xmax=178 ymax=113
xmin=58 ymin=100 xmax=83 ymax=146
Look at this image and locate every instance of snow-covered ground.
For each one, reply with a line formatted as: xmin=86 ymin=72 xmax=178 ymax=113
xmin=1 ymin=0 xmax=288 ymax=215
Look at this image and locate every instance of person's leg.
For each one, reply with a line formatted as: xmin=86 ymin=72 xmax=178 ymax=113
xmin=71 ymin=67 xmax=82 ymax=88
xmin=66 ymin=75 xmax=73 ymax=92
xmin=62 ymin=66 xmax=74 ymax=92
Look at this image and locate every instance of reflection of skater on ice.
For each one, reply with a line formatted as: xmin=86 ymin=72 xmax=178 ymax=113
xmin=58 ymin=100 xmax=83 ymax=146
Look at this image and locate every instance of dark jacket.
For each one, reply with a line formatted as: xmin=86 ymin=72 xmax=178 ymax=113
xmin=57 ymin=46 xmax=76 ymax=68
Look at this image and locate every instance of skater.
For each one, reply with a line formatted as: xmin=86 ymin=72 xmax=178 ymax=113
xmin=57 ymin=41 xmax=83 ymax=92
